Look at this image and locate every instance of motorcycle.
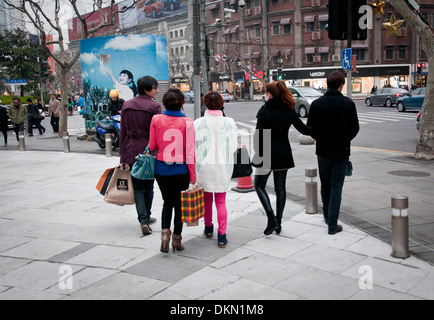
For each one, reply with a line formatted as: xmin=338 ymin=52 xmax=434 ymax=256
xmin=92 ymin=114 xmax=121 ymax=150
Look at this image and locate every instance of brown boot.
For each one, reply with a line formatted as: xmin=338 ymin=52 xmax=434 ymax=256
xmin=160 ymin=229 xmax=171 ymax=253
xmin=172 ymin=234 xmax=184 ymax=253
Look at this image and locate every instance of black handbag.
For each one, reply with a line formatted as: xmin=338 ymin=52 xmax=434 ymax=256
xmin=232 ymin=148 xmax=253 ymax=178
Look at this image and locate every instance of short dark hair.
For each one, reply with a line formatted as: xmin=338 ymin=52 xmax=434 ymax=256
xmin=26 ymin=98 xmax=32 ymax=103
xmin=203 ymin=91 xmax=224 ymax=110
xmin=327 ymin=71 xmax=346 ymax=90
xmin=137 ymin=76 xmax=158 ymax=95
xmin=162 ymin=88 xmax=185 ymax=111
xmin=12 ymin=96 xmax=20 ymax=101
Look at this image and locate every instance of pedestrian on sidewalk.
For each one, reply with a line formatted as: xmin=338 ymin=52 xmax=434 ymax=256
xmin=252 ymin=80 xmax=312 ymax=235
xmin=48 ymin=93 xmax=60 ymax=133
xmin=8 ymin=97 xmax=27 ymax=143
xmin=119 ymin=76 xmax=162 ymax=236
xmin=0 ymin=105 xmax=8 ymax=146
xmin=148 ymin=88 xmax=196 ymax=253
xmin=26 ymin=99 xmax=44 ymax=136
xmin=194 ymin=91 xmax=238 ymax=248
xmin=307 ymin=71 xmax=359 ymax=235
xmin=34 ymin=98 xmax=46 ymax=134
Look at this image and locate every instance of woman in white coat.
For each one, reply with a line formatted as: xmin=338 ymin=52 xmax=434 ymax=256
xmin=194 ymin=91 xmax=238 ymax=248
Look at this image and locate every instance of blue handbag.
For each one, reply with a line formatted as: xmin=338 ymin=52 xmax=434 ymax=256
xmin=131 ymin=146 xmax=156 ymax=180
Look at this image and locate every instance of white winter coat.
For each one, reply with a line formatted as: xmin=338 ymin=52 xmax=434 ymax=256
xmin=194 ymin=110 xmax=238 ymax=192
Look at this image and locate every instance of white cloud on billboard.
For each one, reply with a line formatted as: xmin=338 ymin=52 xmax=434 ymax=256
xmin=103 ymin=34 xmax=153 ymax=51
xmin=81 ymin=52 xmax=98 ymax=64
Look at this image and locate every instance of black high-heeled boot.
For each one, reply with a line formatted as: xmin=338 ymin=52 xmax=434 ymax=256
xmin=264 ymin=212 xmax=278 ymax=235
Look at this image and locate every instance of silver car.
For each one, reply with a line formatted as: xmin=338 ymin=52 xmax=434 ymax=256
xmin=365 ymin=87 xmax=408 ymax=108
xmin=287 ymin=86 xmax=323 ymax=118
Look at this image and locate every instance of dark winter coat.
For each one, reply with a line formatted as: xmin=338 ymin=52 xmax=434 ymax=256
xmin=307 ymin=89 xmax=359 ymax=157
xmin=253 ymin=96 xmax=312 ymax=170
xmin=119 ymin=94 xmax=162 ymax=165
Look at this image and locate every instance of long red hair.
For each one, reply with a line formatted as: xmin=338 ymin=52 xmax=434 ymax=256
xmin=265 ymin=80 xmax=296 ymax=110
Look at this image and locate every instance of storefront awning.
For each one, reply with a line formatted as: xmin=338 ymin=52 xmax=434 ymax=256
xmin=252 ymin=52 xmax=261 ymax=58
xmin=305 ymin=47 xmax=316 ymax=54
xmin=271 ymin=50 xmax=281 ymax=57
xmin=352 ymin=43 xmax=368 ymax=49
xmin=208 ymin=3 xmax=220 ymax=10
xmin=318 ymin=14 xmax=328 ymax=21
xmin=230 ymin=25 xmax=239 ymax=33
xmin=281 ymin=49 xmax=293 ymax=56
xmin=318 ymin=46 xmax=329 ymax=53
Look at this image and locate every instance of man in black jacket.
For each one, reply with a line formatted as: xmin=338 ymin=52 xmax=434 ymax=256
xmin=307 ymin=71 xmax=359 ymax=235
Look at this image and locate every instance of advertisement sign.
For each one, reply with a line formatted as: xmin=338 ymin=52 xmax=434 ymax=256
xmin=79 ymin=34 xmax=169 ymax=114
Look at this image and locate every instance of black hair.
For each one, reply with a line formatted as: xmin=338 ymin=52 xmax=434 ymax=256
xmin=26 ymin=98 xmax=32 ymax=103
xmin=137 ymin=76 xmax=159 ymax=95
xmin=327 ymin=71 xmax=346 ymax=90
xmin=120 ymin=70 xmax=138 ymax=96
xmin=162 ymin=88 xmax=185 ymax=111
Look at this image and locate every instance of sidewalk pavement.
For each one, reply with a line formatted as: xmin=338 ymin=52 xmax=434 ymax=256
xmin=0 ymin=113 xmax=433 ymax=300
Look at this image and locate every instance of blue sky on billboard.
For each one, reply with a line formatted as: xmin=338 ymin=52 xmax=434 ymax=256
xmin=80 ymin=34 xmax=169 ymax=101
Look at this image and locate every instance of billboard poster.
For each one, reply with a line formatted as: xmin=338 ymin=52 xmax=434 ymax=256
xmin=79 ymin=34 xmax=169 ymax=116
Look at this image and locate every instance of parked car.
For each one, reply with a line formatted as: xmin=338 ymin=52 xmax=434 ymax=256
xmin=218 ymin=91 xmax=233 ymax=102
xmin=396 ymin=87 xmax=426 ymax=112
xmin=364 ymin=87 xmax=408 ymax=107
xmin=287 ymin=86 xmax=323 ymax=118
xmin=142 ymin=0 xmax=164 ymax=18
xmin=161 ymin=0 xmax=181 ymax=11
xmin=416 ymin=110 xmax=421 ymax=130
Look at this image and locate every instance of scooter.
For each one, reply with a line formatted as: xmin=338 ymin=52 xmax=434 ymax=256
xmin=92 ymin=115 xmax=121 ymax=150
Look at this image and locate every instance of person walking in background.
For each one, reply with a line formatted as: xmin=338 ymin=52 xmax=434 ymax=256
xmin=34 ymin=98 xmax=46 ymax=134
xmin=253 ymin=81 xmax=312 ymax=235
xmin=119 ymin=76 xmax=162 ymax=236
xmin=106 ymin=89 xmax=124 ymax=119
xmin=77 ymin=94 xmax=84 ymax=113
xmin=148 ymin=88 xmax=196 ymax=254
xmin=48 ymin=93 xmax=60 ymax=133
xmin=0 ymin=105 xmax=8 ymax=146
xmin=26 ymin=98 xmax=44 ymax=136
xmin=307 ymin=71 xmax=360 ymax=235
xmin=8 ymin=97 xmax=28 ymax=143
xmin=194 ymin=91 xmax=237 ymax=248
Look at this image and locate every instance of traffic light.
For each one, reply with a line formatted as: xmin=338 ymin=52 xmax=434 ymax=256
xmin=41 ymin=60 xmax=49 ymax=78
xmin=277 ymin=68 xmax=282 ymax=80
xmin=328 ymin=0 xmax=367 ymax=40
xmin=417 ymin=63 xmax=425 ymax=74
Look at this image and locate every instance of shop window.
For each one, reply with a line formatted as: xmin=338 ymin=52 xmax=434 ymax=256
xmin=398 ymin=46 xmax=406 ymax=60
xmin=283 ymin=24 xmax=292 ymax=34
xmin=306 ymin=54 xmax=314 ymax=63
xmin=271 ymin=0 xmax=279 ymax=4
xmin=247 ymin=28 xmax=254 ymax=39
xmin=170 ymin=31 xmax=173 ymax=39
xmin=175 ymin=30 xmax=178 ymax=38
xmin=246 ymin=0 xmax=253 ymax=9
xmin=212 ymin=9 xmax=219 ymax=19
xmin=385 ymin=46 xmax=394 ymax=60
xmin=320 ymin=20 xmax=327 ymax=30
xmin=254 ymin=0 xmax=260 ymax=7
xmin=181 ymin=47 xmax=184 ymax=55
xmin=353 ymin=49 xmax=365 ymax=61
xmin=272 ymin=23 xmax=280 ymax=35
xmin=180 ymin=29 xmax=184 ymax=37
xmin=306 ymin=22 xmax=315 ymax=32
xmin=283 ymin=0 xmax=291 ymax=2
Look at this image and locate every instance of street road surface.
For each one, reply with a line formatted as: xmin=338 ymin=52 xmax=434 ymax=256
xmin=184 ymin=100 xmax=419 ymax=154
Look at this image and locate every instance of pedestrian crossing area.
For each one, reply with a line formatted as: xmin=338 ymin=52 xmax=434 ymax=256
xmin=235 ymin=111 xmax=417 ymax=135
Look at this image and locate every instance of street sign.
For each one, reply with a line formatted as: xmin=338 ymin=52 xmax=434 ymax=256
xmin=222 ymin=54 xmax=228 ymax=62
xmin=6 ymin=79 xmax=27 ymax=85
xmin=214 ymin=54 xmax=222 ymax=62
xmin=342 ymin=48 xmax=352 ymax=71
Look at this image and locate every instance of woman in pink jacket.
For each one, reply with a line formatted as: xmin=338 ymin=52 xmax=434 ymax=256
xmin=149 ymin=88 xmax=196 ymax=253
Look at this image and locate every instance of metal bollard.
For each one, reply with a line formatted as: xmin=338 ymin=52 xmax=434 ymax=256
xmin=305 ymin=168 xmax=318 ymax=214
xmin=391 ymin=196 xmax=410 ymax=259
xmin=105 ymin=133 xmax=112 ymax=157
xmin=18 ymin=131 xmax=25 ymax=151
xmin=62 ymin=132 xmax=71 ymax=153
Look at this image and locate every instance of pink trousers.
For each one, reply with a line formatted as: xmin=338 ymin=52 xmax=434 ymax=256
xmin=204 ymin=192 xmax=227 ymax=235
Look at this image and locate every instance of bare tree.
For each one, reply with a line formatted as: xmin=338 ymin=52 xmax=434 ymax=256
xmin=4 ymin=0 xmax=137 ymax=147
xmin=387 ymin=0 xmax=434 ymax=159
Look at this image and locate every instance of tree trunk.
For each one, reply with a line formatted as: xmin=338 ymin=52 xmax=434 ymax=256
xmin=388 ymin=0 xmax=434 ymax=159
xmin=59 ymin=66 xmax=70 ymax=137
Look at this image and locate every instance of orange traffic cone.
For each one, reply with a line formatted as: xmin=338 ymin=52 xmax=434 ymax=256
xmin=231 ymin=175 xmax=255 ymax=193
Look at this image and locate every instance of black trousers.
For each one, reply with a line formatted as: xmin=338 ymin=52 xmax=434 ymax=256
xmin=13 ymin=123 xmax=24 ymax=142
xmin=155 ymin=173 xmax=190 ymax=235
xmin=131 ymin=176 xmax=155 ymax=225
xmin=50 ymin=114 xmax=59 ymax=133
xmin=254 ymin=169 xmax=288 ymax=224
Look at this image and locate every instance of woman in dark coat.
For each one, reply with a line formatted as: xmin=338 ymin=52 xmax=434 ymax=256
xmin=0 ymin=106 xmax=8 ymax=146
xmin=253 ymin=80 xmax=312 ymax=235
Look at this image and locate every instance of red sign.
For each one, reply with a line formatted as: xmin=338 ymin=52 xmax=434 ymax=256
xmin=68 ymin=5 xmax=119 ymax=41
xmin=352 ymin=55 xmax=357 ymax=72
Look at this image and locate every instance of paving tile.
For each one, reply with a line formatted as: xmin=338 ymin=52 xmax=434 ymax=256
xmin=407 ymin=271 xmax=434 ymax=300
xmin=168 ymin=266 xmax=239 ymax=300
xmin=0 ymin=235 xmax=33 ymax=254
xmin=244 ymin=234 xmax=313 ymax=259
xmin=1 ymin=239 xmax=81 ymax=260
xmin=65 ymin=245 xmax=143 ymax=269
xmin=0 ymin=287 xmax=64 ymax=300
xmin=63 ymin=272 xmax=171 ymax=300
xmin=202 ymin=278 xmax=299 ymax=300
xmin=125 ymin=253 xmax=209 ymax=283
